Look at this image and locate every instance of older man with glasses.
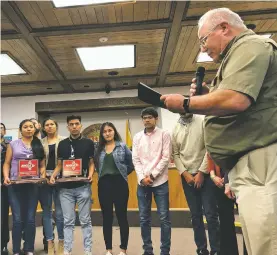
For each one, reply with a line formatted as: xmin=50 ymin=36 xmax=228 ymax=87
xmin=161 ymin=8 xmax=277 ymax=255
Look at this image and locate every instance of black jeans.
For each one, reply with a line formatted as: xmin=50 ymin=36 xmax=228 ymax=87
xmin=215 ymin=186 xmax=239 ymax=255
xmin=1 ymin=184 xmax=10 ymax=250
xmin=182 ymin=174 xmax=220 ymax=254
xmin=98 ymin=174 xmax=129 ymax=250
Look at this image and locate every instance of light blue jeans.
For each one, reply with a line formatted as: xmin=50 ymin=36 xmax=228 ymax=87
xmin=59 ymin=184 xmax=92 ymax=253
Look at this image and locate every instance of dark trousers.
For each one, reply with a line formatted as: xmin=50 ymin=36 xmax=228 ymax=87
xmin=182 ymin=174 xmax=220 ymax=255
xmin=98 ymin=174 xmax=129 ymax=250
xmin=215 ymin=187 xmax=239 ymax=255
xmin=1 ymin=184 xmax=10 ymax=249
xmin=8 ymin=184 xmax=39 ymax=254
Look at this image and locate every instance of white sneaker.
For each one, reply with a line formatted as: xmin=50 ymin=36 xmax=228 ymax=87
xmin=106 ymin=251 xmax=113 ymax=255
xmin=118 ymin=252 xmax=127 ymax=255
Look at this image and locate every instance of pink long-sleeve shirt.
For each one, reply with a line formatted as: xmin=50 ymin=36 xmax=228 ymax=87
xmin=132 ymin=127 xmax=171 ymax=187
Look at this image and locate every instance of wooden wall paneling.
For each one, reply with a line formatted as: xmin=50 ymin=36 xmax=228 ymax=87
xmin=53 ymin=8 xmax=74 ymax=26
xmin=1 ymin=11 xmax=16 ymax=31
xmin=169 ymin=26 xmax=193 ymax=73
xmin=268 ymin=20 xmax=277 ymax=31
xmin=84 ymin=7 xmax=98 ymax=24
xmin=78 ymin=7 xmax=89 ymax=24
xmin=16 ymin=1 xmax=43 ymax=28
xmin=29 ymin=1 xmax=48 ymax=27
xmin=90 ymin=170 xmax=188 ymax=210
xmin=122 ymin=3 xmax=134 ymax=23
xmin=106 ymin=5 xmax=117 ymax=24
xmin=163 ymin=1 xmax=172 ymax=19
xmin=157 ymin=1 xmax=167 ymax=20
xmin=114 ymin=4 xmax=123 ymax=23
xmin=68 ymin=8 xmax=83 ymax=25
xmin=148 ymin=1 xmax=159 ymax=20
xmin=187 ymin=1 xmax=277 ymax=18
xmin=94 ymin=6 xmax=105 ymax=24
xmin=1 ymin=83 xmax=64 ymax=96
xmin=134 ymin=1 xmax=148 ymax=22
xmin=258 ymin=19 xmax=276 ymax=32
xmin=36 ymin=1 xmax=60 ymax=27
xmin=177 ymin=26 xmax=197 ymax=72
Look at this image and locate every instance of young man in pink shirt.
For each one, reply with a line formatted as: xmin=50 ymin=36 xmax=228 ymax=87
xmin=132 ymin=107 xmax=172 ymax=255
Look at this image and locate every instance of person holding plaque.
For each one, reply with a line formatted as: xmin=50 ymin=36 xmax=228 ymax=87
xmin=95 ymin=122 xmax=134 ymax=255
xmin=3 ymin=119 xmax=46 ymax=255
xmin=50 ymin=115 xmax=95 ymax=255
xmin=40 ymin=118 xmax=65 ymax=255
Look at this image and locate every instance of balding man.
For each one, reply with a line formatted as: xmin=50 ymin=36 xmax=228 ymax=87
xmin=161 ymin=8 xmax=277 ymax=255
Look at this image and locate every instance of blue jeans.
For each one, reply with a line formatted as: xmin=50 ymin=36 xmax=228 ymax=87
xmin=182 ymin=174 xmax=220 ymax=254
xmin=59 ymin=184 xmax=92 ymax=253
xmin=39 ymin=185 xmax=64 ymax=241
xmin=137 ymin=181 xmax=171 ymax=255
xmin=8 ymin=184 xmax=39 ymax=254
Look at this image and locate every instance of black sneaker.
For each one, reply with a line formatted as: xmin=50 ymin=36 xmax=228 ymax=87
xmin=197 ymin=250 xmax=209 ymax=255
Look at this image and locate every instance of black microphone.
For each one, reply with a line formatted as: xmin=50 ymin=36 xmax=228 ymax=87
xmin=195 ymin=66 xmax=205 ymax=95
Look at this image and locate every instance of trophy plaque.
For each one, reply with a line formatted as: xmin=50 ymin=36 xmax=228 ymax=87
xmin=56 ymin=159 xmax=90 ymax=183
xmin=11 ymin=159 xmax=46 ymax=184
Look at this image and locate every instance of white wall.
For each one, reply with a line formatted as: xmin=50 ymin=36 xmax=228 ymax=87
xmin=1 ymin=86 xmax=189 ymax=137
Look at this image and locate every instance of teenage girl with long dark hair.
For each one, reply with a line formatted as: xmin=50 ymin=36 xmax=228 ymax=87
xmin=95 ymin=122 xmax=134 ymax=255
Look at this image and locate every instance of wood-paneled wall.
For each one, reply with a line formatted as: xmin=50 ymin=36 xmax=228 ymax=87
xmin=36 ymin=168 xmax=188 ymax=211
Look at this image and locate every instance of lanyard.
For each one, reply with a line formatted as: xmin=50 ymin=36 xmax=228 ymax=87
xmin=69 ymin=135 xmax=82 ymax=159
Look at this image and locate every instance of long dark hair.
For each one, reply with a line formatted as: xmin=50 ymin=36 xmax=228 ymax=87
xmin=19 ymin=119 xmax=45 ymax=160
xmin=95 ymin=122 xmax=122 ymax=165
xmin=42 ymin=118 xmax=58 ymax=137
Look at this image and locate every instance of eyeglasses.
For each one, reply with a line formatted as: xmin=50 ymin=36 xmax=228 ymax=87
xmin=199 ymin=24 xmax=220 ymax=47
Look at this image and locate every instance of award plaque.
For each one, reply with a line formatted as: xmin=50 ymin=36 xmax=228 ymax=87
xmin=11 ymin=159 xmax=46 ymax=184
xmin=56 ymin=159 xmax=89 ymax=183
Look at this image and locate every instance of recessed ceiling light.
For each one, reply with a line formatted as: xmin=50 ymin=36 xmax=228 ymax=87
xmin=52 ymin=0 xmax=133 ymax=8
xmin=260 ymin=34 xmax=272 ymax=38
xmin=0 ymin=53 xmax=26 ymax=76
xmin=77 ymin=45 xmax=135 ymax=71
xmin=196 ymin=52 xmax=213 ymax=63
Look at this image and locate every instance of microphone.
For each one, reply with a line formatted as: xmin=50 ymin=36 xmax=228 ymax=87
xmin=195 ymin=66 xmax=205 ymax=95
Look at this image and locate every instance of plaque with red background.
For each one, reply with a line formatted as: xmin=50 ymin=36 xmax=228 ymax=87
xmin=18 ymin=159 xmax=39 ymax=177
xmin=11 ymin=159 xmax=46 ymax=184
xmin=62 ymin=159 xmax=82 ymax=177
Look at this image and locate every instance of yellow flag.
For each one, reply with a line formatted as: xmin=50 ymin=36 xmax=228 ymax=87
xmin=126 ymin=119 xmax=132 ymax=149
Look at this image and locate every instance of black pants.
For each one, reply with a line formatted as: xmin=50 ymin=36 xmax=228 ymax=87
xmin=182 ymin=174 xmax=220 ymax=255
xmin=215 ymin=186 xmax=239 ymax=255
xmin=98 ymin=174 xmax=129 ymax=250
xmin=1 ymin=184 xmax=10 ymax=250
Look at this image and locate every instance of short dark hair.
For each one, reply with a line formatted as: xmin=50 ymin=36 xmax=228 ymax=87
xmin=0 ymin=123 xmax=6 ymax=131
xmin=67 ymin=115 xmax=81 ymax=123
xmin=141 ymin=107 xmax=158 ymax=118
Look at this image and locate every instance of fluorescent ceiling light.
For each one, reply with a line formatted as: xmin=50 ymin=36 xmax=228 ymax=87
xmin=0 ymin=54 xmax=26 ymax=76
xmin=260 ymin=34 xmax=272 ymax=38
xmin=52 ymin=0 xmax=131 ymax=8
xmin=196 ymin=52 xmax=213 ymax=63
xmin=77 ymin=45 xmax=135 ymax=71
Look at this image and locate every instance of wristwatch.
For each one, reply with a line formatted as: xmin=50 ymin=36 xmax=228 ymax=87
xmin=183 ymin=97 xmax=190 ymax=113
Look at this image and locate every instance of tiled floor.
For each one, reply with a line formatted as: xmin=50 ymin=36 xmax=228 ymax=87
xmin=8 ymin=226 xmax=244 ymax=255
